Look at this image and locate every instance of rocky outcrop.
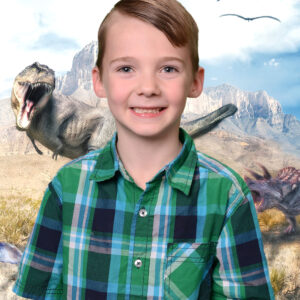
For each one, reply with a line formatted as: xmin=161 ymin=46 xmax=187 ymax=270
xmin=201 ymin=84 xmax=300 ymax=139
xmin=56 ymin=41 xmax=98 ymax=95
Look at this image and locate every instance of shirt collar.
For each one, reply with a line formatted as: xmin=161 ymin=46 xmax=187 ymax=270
xmin=89 ymin=133 xmax=120 ymax=181
xmin=164 ymin=129 xmax=198 ymax=195
xmin=90 ymin=128 xmax=198 ymax=196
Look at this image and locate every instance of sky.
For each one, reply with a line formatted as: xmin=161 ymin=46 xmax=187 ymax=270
xmin=1 ymin=0 xmax=300 ymax=119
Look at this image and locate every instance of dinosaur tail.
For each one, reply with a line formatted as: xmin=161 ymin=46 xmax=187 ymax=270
xmin=183 ymin=103 xmax=237 ymax=138
xmin=0 ymin=242 xmax=22 ymax=264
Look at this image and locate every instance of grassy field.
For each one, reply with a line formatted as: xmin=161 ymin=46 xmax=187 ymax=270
xmin=0 ymin=153 xmax=299 ymax=298
xmin=259 ymin=211 xmax=300 ymax=298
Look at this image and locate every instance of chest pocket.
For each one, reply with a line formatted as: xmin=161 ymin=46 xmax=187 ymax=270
xmin=164 ymin=242 xmax=216 ymax=300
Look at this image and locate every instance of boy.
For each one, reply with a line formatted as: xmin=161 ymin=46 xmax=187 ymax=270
xmin=13 ymin=0 xmax=274 ymax=299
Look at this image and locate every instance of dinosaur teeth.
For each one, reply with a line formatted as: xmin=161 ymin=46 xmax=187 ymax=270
xmin=31 ymin=82 xmax=53 ymax=95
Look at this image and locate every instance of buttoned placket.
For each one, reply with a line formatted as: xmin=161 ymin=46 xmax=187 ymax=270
xmin=129 ymin=180 xmax=158 ymax=297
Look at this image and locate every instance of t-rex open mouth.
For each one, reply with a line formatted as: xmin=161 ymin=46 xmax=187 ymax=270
xmin=16 ymin=82 xmax=53 ymax=129
xmin=11 ymin=61 xmax=55 ymax=130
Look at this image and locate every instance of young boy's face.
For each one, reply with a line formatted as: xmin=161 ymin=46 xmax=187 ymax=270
xmin=93 ymin=11 xmax=204 ymax=140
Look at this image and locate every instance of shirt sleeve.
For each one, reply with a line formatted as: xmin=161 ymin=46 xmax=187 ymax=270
xmin=12 ymin=178 xmax=63 ymax=299
xmin=211 ymin=183 xmax=275 ymax=299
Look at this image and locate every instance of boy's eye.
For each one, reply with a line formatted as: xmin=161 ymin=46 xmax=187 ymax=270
xmin=117 ymin=66 xmax=132 ymax=73
xmin=162 ymin=66 xmax=178 ymax=73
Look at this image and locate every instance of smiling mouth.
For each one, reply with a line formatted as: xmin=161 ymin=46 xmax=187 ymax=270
xmin=131 ymin=107 xmax=166 ymax=114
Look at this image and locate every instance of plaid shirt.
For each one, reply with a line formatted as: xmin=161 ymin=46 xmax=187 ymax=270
xmin=13 ymin=129 xmax=274 ymax=299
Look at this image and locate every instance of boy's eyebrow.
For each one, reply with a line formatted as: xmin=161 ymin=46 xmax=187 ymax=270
xmin=109 ymin=57 xmax=136 ymax=65
xmin=158 ymin=57 xmax=185 ymax=64
xmin=109 ymin=56 xmax=185 ymax=65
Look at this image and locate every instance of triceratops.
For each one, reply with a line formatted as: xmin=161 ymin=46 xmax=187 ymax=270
xmin=245 ymin=165 xmax=300 ymax=234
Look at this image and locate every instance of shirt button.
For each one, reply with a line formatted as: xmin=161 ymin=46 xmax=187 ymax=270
xmin=134 ymin=259 xmax=142 ymax=268
xmin=139 ymin=208 xmax=148 ymax=217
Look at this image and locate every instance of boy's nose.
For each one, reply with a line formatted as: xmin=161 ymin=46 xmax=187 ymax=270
xmin=136 ymin=73 xmax=161 ymax=97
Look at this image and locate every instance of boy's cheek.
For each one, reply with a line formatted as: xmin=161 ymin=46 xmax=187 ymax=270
xmin=108 ymin=81 xmax=133 ymax=101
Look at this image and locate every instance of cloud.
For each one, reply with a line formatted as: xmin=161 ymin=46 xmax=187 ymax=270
xmin=30 ymin=33 xmax=80 ymax=51
xmin=264 ymin=58 xmax=280 ymax=67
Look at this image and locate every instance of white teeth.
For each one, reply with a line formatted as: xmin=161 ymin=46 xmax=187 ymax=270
xmin=133 ymin=108 xmax=162 ymax=113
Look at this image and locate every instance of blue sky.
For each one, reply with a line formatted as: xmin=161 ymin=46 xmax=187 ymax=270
xmin=203 ymin=51 xmax=300 ymax=117
xmin=1 ymin=0 xmax=300 ymax=119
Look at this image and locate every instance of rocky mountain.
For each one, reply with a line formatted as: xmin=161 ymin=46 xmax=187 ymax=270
xmin=56 ymin=42 xmax=98 ymax=96
xmin=186 ymin=85 xmax=300 ymax=140
xmin=1 ymin=41 xmax=299 ymax=158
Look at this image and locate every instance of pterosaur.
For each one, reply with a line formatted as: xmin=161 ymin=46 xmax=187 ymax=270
xmin=220 ymin=14 xmax=281 ymax=23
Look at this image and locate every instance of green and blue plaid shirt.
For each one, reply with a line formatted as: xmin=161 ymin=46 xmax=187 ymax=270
xmin=13 ymin=129 xmax=274 ymax=299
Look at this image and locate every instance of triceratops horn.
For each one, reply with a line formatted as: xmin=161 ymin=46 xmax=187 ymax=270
xmin=244 ymin=176 xmax=251 ymax=184
xmin=258 ymin=163 xmax=272 ymax=179
xmin=245 ymin=168 xmax=264 ymax=180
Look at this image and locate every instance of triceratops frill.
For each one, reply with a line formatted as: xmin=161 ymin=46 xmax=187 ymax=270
xmin=245 ymin=164 xmax=300 ymax=234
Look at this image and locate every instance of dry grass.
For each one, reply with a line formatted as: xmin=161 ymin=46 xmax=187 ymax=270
xmin=258 ymin=209 xmax=288 ymax=232
xmin=270 ymin=268 xmax=286 ymax=295
xmin=258 ymin=209 xmax=300 ymax=298
xmin=0 ymin=154 xmax=68 ymax=247
xmin=258 ymin=209 xmax=300 ymax=233
xmin=0 ymin=191 xmax=40 ymax=247
xmin=263 ymin=233 xmax=300 ymax=299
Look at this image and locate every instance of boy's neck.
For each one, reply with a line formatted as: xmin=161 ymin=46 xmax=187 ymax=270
xmin=116 ymin=129 xmax=182 ymax=190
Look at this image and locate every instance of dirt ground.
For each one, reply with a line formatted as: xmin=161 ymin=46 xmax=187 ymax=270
xmin=0 ymin=154 xmax=68 ymax=299
xmin=0 ymin=153 xmax=70 ymax=200
xmin=262 ymin=230 xmax=300 ymax=299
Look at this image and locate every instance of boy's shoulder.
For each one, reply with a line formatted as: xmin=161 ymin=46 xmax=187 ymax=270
xmin=56 ymin=143 xmax=112 ymax=179
xmin=195 ymin=150 xmax=252 ymax=219
xmin=195 ymin=150 xmax=248 ymax=193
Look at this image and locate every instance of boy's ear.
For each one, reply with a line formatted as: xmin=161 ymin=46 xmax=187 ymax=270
xmin=92 ymin=67 xmax=107 ymax=98
xmin=188 ymin=67 xmax=204 ymax=98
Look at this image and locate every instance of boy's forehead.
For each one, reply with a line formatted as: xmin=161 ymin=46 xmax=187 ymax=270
xmin=107 ymin=11 xmax=155 ymax=35
xmin=104 ymin=11 xmax=190 ymax=60
xmin=103 ymin=11 xmax=192 ymax=70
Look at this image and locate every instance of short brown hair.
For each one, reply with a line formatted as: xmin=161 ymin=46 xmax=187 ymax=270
xmin=96 ymin=0 xmax=199 ymax=75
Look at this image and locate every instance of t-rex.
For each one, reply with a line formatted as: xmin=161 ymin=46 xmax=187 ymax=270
xmin=11 ymin=62 xmax=238 ymax=159
xmin=245 ymin=165 xmax=300 ymax=234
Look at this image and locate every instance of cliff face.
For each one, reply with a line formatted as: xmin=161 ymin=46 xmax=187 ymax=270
xmin=205 ymin=85 xmax=285 ymax=127
xmin=204 ymin=84 xmax=300 ymax=137
xmin=56 ymin=41 xmax=98 ymax=95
